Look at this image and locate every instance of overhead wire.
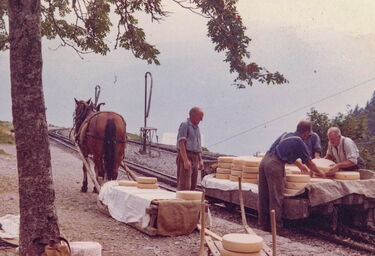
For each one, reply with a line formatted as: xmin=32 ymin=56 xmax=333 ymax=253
xmin=207 ymin=76 xmax=375 ymax=148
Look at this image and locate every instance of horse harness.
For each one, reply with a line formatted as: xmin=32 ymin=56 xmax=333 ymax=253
xmin=77 ymin=111 xmax=126 ymax=145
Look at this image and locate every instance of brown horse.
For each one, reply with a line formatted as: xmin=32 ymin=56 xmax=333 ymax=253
xmin=73 ymin=99 xmax=127 ymax=192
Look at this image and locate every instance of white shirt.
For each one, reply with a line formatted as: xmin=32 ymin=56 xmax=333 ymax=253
xmin=326 ymin=136 xmax=359 ymax=164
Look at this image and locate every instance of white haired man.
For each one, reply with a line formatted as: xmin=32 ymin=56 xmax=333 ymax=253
xmin=176 ymin=107 xmax=204 ymax=190
xmin=325 ymin=127 xmax=365 ymax=175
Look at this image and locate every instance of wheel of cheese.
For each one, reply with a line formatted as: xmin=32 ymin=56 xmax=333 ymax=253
xmin=334 ymin=171 xmax=360 ymax=180
xmin=118 ymin=180 xmax=137 ymax=187
xmin=137 ymin=183 xmax=159 ymax=189
xmin=311 ymin=158 xmax=336 ymax=173
xmin=285 ymin=181 xmax=308 ymax=190
xmin=176 ymin=190 xmax=202 ymax=200
xmin=242 ymin=173 xmax=258 ymax=179
xmin=218 ymin=156 xmax=235 ymax=163
xmin=242 ymin=178 xmax=258 ymax=184
xmin=231 ymin=170 xmax=242 ymax=177
xmin=231 ymin=164 xmax=243 ymax=171
xmin=284 ymin=188 xmax=301 ymax=195
xmin=286 ymin=174 xmax=310 ymax=183
xmin=70 ymin=241 xmax=102 ymax=256
xmin=242 ymin=166 xmax=259 ymax=173
xmin=285 ymin=166 xmax=301 ymax=174
xmin=310 ymin=178 xmax=333 ymax=183
xmin=220 ymin=247 xmax=260 ymax=256
xmin=136 ymin=177 xmax=157 ymax=184
xmin=230 ymin=175 xmax=240 ymax=182
xmin=232 ymin=158 xmax=246 ymax=165
xmin=216 ymin=173 xmax=230 ymax=179
xmin=243 ymin=159 xmax=261 ymax=167
xmin=222 ymin=233 xmax=263 ymax=253
xmin=218 ymin=162 xmax=232 ymax=169
xmin=217 ymin=168 xmax=231 ymax=174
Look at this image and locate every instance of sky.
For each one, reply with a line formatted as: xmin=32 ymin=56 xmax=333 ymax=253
xmin=1 ymin=0 xmax=375 ymax=156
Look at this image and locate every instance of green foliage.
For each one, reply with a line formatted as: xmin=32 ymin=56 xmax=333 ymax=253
xmin=0 ymin=0 xmax=287 ymax=86
xmin=306 ymin=98 xmax=375 ymax=170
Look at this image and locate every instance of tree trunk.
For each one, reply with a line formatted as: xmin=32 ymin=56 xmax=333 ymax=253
xmin=8 ymin=0 xmax=60 ymax=255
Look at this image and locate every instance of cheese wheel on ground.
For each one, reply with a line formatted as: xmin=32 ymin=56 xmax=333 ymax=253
xmin=70 ymin=241 xmax=102 ymax=256
xmin=242 ymin=178 xmax=258 ymax=184
xmin=310 ymin=178 xmax=334 ymax=183
xmin=231 ymin=170 xmax=242 ymax=177
xmin=176 ymin=190 xmax=202 ymax=200
xmin=243 ymin=166 xmax=259 ymax=173
xmin=286 ymin=174 xmax=310 ymax=183
xmin=217 ymin=168 xmax=231 ymax=174
xmin=220 ymin=247 xmax=260 ymax=256
xmin=231 ymin=164 xmax=243 ymax=171
xmin=218 ymin=162 xmax=232 ymax=169
xmin=334 ymin=171 xmax=360 ymax=180
xmin=118 ymin=180 xmax=137 ymax=187
xmin=230 ymin=175 xmax=240 ymax=182
xmin=242 ymin=173 xmax=258 ymax=179
xmin=284 ymin=188 xmax=301 ymax=195
xmin=285 ymin=181 xmax=308 ymax=190
xmin=222 ymin=233 xmax=263 ymax=253
xmin=218 ymin=156 xmax=235 ymax=163
xmin=311 ymin=158 xmax=336 ymax=173
xmin=136 ymin=177 xmax=157 ymax=184
xmin=216 ymin=173 xmax=230 ymax=179
xmin=137 ymin=183 xmax=159 ymax=189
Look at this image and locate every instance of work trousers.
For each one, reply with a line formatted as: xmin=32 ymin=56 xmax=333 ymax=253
xmin=258 ymin=152 xmax=285 ymax=231
xmin=176 ymin=151 xmax=199 ymax=191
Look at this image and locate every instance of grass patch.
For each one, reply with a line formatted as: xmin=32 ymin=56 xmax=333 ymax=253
xmin=0 ymin=121 xmax=15 ymax=144
xmin=127 ymin=132 xmax=141 ymax=140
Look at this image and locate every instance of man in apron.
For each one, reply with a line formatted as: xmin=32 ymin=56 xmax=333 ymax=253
xmin=258 ymin=120 xmax=325 ymax=232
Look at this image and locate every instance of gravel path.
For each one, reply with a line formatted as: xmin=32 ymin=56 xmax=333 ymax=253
xmin=0 ymin=142 xmax=368 ymax=256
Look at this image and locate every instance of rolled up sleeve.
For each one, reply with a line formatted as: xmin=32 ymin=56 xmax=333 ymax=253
xmin=177 ymin=122 xmax=188 ymax=142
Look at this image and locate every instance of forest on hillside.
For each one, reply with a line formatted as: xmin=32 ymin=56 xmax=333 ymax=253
xmin=307 ymin=91 xmax=375 ymax=169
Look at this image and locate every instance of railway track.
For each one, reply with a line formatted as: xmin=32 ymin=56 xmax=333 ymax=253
xmin=48 ymin=128 xmax=375 ymax=254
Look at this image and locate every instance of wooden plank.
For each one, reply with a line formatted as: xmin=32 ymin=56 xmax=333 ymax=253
xmin=205 ymin=236 xmax=221 ymax=256
xmin=75 ymin=144 xmax=101 ymax=192
xmin=197 ymin=225 xmax=223 ymax=241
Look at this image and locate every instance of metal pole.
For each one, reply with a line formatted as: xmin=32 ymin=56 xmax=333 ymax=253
xmin=141 ymin=72 xmax=153 ymax=154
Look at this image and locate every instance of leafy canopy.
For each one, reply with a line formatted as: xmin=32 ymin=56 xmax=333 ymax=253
xmin=0 ymin=0 xmax=288 ymax=87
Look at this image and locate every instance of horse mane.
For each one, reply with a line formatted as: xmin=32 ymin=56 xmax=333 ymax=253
xmin=73 ymin=100 xmax=95 ymax=139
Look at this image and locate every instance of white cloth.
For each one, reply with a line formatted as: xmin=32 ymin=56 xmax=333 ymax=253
xmin=98 ymin=181 xmax=176 ymax=228
xmin=0 ymin=214 xmax=19 ymax=239
xmin=201 ymin=174 xmax=258 ymax=193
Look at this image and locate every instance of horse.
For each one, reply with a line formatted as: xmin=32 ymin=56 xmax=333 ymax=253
xmin=73 ymin=98 xmax=127 ymax=192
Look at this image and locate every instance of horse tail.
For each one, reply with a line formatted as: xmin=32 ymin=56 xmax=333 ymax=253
xmin=104 ymin=118 xmax=116 ymax=180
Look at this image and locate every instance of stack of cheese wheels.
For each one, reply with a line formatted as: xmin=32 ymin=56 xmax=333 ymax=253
xmin=216 ymin=156 xmax=235 ymax=180
xmin=221 ymin=233 xmax=263 ymax=256
xmin=230 ymin=157 xmax=245 ymax=182
xmin=285 ymin=174 xmax=310 ymax=195
xmin=285 ymin=165 xmax=302 ymax=175
xmin=334 ymin=171 xmax=360 ymax=181
xmin=241 ymin=157 xmax=262 ymax=184
xmin=311 ymin=158 xmax=336 ymax=175
xmin=118 ymin=180 xmax=137 ymax=187
xmin=136 ymin=177 xmax=158 ymax=189
xmin=176 ymin=190 xmax=202 ymax=200
xmin=309 ymin=177 xmax=333 ymax=183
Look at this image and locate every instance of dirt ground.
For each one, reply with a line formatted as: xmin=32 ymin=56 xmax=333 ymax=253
xmin=0 ymin=142 xmax=368 ymax=256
